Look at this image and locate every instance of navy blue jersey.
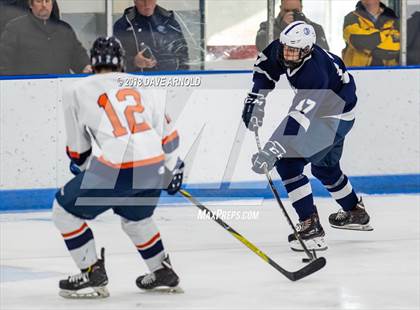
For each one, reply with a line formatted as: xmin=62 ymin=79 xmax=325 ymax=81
xmin=252 ymin=41 xmax=357 ymax=117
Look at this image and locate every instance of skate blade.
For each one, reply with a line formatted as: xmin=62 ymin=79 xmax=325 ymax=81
xmin=140 ymin=286 xmax=184 ymax=294
xmin=59 ymin=286 xmax=110 ymax=299
xmin=290 ymin=237 xmax=328 ymax=252
xmin=330 ymin=223 xmax=374 ymax=231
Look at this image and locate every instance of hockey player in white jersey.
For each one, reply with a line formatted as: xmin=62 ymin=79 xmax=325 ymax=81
xmin=52 ymin=37 xmax=183 ymax=298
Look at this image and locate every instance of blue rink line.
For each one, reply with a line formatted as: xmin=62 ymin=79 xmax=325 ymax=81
xmin=0 ymin=66 xmax=419 ymax=81
xmin=0 ymin=70 xmax=252 ymax=81
xmin=0 ymin=174 xmax=418 ymax=213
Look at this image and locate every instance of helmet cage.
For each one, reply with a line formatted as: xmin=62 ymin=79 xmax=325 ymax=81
xmin=90 ymin=37 xmax=126 ymax=73
xmin=282 ymin=44 xmax=313 ymax=69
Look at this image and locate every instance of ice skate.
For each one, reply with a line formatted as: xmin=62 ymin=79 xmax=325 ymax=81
xmin=329 ymin=198 xmax=373 ymax=231
xmin=59 ymin=248 xmax=109 ymax=299
xmin=288 ymin=210 xmax=328 ymax=252
xmin=136 ymin=255 xmax=183 ymax=293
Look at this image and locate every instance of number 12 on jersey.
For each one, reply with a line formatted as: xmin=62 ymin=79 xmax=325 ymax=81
xmin=98 ymin=88 xmax=150 ymax=137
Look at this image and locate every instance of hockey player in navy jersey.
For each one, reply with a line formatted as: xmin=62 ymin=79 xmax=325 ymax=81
xmin=51 ymin=37 xmax=183 ymax=298
xmin=242 ymin=21 xmax=373 ymax=252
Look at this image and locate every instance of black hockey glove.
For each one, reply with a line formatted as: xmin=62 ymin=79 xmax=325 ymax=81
xmin=251 ymin=141 xmax=286 ymax=174
xmin=242 ymin=93 xmax=266 ymax=131
xmin=165 ymin=160 xmax=185 ymax=195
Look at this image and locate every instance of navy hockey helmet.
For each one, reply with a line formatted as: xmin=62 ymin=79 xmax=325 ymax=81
xmin=90 ymin=36 xmax=125 ymax=72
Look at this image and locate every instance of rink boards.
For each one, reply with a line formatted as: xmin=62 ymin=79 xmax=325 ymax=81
xmin=0 ymin=68 xmax=419 ymax=211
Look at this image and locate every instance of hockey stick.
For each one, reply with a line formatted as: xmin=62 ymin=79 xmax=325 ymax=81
xmin=253 ymin=129 xmax=320 ymax=263
xmin=179 ymin=189 xmax=326 ymax=281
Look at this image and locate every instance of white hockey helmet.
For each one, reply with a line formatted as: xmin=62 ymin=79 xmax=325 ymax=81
xmin=280 ymin=21 xmax=316 ymax=50
xmin=279 ymin=21 xmax=316 ymax=68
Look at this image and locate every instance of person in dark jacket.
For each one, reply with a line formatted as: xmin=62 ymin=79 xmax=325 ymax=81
xmin=0 ymin=0 xmax=27 ymax=36
xmin=342 ymin=0 xmax=400 ymax=67
xmin=407 ymin=11 xmax=420 ymax=66
xmin=255 ymin=0 xmax=329 ymax=52
xmin=113 ymin=0 xmax=189 ymax=72
xmin=0 ymin=0 xmax=90 ymax=76
xmin=0 ymin=0 xmax=60 ymax=36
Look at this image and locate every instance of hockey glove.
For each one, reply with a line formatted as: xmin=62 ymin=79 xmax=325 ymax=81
xmin=165 ymin=160 xmax=185 ymax=195
xmin=242 ymin=93 xmax=266 ymax=131
xmin=69 ymin=161 xmax=83 ymax=176
xmin=251 ymin=141 xmax=286 ymax=174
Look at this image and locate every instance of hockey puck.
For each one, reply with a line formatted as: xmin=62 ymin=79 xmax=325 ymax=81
xmin=302 ymin=258 xmax=311 ymax=263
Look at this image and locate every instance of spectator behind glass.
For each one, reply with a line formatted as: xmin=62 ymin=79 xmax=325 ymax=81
xmin=342 ymin=0 xmax=400 ymax=67
xmin=0 ymin=0 xmax=26 ymax=35
xmin=407 ymin=11 xmax=420 ymax=65
xmin=255 ymin=0 xmax=329 ymax=52
xmin=0 ymin=0 xmax=90 ymax=76
xmin=113 ymin=0 xmax=190 ymax=72
xmin=0 ymin=0 xmax=60 ymax=35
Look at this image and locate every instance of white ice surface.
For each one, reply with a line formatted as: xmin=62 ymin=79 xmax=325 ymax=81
xmin=1 ymin=195 xmax=419 ymax=310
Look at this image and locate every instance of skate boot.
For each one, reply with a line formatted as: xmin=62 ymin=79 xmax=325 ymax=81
xmin=136 ymin=255 xmax=183 ymax=293
xmin=329 ymin=197 xmax=373 ymax=231
xmin=59 ymin=248 xmax=109 ymax=299
xmin=288 ymin=209 xmax=328 ymax=252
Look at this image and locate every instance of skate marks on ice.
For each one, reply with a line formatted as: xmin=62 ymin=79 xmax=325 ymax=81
xmin=0 ymin=265 xmax=62 ymax=283
xmin=0 ymin=195 xmax=419 ymax=309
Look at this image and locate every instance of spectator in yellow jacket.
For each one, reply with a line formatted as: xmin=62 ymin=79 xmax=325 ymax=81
xmin=342 ymin=0 xmax=400 ymax=67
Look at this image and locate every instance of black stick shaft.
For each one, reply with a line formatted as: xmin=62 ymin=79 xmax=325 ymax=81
xmin=254 ymin=130 xmax=314 ymax=260
xmin=179 ymin=189 xmax=326 ymax=281
xmin=179 ymin=189 xmax=297 ymax=280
